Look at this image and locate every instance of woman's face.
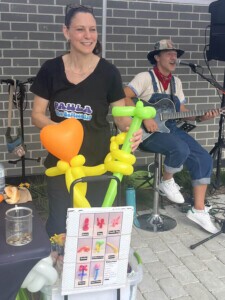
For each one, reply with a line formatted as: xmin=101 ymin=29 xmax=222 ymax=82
xmin=64 ymin=12 xmax=98 ymax=55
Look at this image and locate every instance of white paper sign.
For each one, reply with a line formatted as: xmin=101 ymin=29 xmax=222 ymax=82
xmin=61 ymin=206 xmax=133 ymax=296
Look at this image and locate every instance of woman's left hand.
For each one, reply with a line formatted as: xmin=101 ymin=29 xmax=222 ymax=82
xmin=201 ymin=109 xmax=220 ymax=121
xmin=128 ymin=128 xmax=143 ymax=152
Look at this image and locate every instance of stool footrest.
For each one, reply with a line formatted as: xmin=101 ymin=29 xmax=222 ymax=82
xmin=135 ymin=213 xmax=177 ymax=232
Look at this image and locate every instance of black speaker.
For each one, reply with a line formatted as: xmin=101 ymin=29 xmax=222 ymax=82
xmin=207 ymin=0 xmax=225 ymax=62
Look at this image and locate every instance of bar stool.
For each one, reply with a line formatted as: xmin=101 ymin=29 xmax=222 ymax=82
xmin=135 ymin=152 xmax=177 ymax=232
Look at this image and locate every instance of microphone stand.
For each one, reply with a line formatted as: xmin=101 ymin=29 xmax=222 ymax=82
xmin=187 ymin=66 xmax=225 ymax=249
xmin=189 ymin=65 xmax=225 ymax=189
xmin=190 ymin=221 xmax=225 ymax=249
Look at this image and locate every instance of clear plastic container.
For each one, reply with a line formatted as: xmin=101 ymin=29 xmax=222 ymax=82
xmin=5 ymin=205 xmax=33 ymax=246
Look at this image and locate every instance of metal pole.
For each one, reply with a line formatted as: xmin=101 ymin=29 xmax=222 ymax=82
xmin=102 ymin=0 xmax=107 ymax=58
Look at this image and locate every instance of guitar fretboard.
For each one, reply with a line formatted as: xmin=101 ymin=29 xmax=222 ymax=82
xmin=161 ymin=110 xmax=215 ymax=121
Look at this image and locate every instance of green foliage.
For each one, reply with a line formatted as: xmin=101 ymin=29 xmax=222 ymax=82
xmin=29 ymin=175 xmax=48 ymax=222
xmin=124 ymin=170 xmax=153 ymax=189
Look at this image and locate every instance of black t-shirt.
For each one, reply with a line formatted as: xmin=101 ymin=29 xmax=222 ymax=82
xmin=30 ymin=56 xmax=125 ymax=167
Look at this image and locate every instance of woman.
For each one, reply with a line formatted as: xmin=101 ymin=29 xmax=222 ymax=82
xmin=31 ymin=4 xmax=142 ymax=237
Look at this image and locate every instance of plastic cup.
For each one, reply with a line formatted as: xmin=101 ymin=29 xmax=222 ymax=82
xmin=5 ymin=205 xmax=33 ymax=246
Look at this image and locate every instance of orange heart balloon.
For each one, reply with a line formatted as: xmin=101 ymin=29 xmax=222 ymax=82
xmin=40 ymin=118 xmax=84 ymax=162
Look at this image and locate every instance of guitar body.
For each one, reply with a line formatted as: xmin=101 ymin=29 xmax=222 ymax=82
xmin=148 ymin=98 xmax=176 ymax=133
xmin=141 ymin=97 xmax=223 ymax=139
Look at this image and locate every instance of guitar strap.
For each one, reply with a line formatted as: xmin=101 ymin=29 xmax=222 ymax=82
xmin=149 ymin=70 xmax=159 ymax=93
xmin=170 ymin=76 xmax=176 ymax=103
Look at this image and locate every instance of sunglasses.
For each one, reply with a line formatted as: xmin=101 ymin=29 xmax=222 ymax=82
xmin=65 ymin=4 xmax=93 ymax=15
xmin=65 ymin=4 xmax=94 ymax=26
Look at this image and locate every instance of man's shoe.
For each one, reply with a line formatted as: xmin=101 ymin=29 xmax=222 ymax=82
xmin=159 ymin=178 xmax=185 ymax=204
xmin=187 ymin=207 xmax=220 ymax=234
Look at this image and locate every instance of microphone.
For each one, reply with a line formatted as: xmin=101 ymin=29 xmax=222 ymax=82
xmin=176 ymin=59 xmax=202 ymax=68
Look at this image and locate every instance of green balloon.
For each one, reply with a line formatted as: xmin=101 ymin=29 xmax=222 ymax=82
xmin=102 ymin=100 xmax=156 ymax=207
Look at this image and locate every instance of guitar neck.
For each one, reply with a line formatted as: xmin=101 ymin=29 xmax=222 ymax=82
xmin=162 ymin=110 xmax=209 ymax=121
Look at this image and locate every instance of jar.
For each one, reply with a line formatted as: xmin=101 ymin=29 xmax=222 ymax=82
xmin=5 ymin=205 xmax=33 ymax=246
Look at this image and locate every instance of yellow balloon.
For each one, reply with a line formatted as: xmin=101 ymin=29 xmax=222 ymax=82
xmin=115 ymin=132 xmax=126 ymax=144
xmin=69 ymin=168 xmax=87 ymax=197
xmin=111 ymin=149 xmax=136 ymax=165
xmin=110 ymin=140 xmax=119 ymax=151
xmin=83 ymin=164 xmax=106 ymax=176
xmin=57 ymin=160 xmax=70 ymax=172
xmin=104 ymin=153 xmax=113 ymax=164
xmin=45 ymin=167 xmax=64 ymax=177
xmin=105 ymin=161 xmax=133 ymax=175
xmin=73 ymin=186 xmax=91 ymax=208
xmin=70 ymin=155 xmax=86 ymax=167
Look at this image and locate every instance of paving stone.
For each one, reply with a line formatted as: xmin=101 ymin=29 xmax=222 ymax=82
xmin=174 ymin=232 xmax=198 ymax=251
xmin=204 ymin=258 xmax=225 ymax=278
xmin=131 ymin=233 xmax=149 ymax=248
xmin=191 ymin=244 xmax=216 ymax=261
xmin=158 ymin=231 xmax=180 ymax=244
xmin=211 ymin=287 xmax=225 ymax=300
xmin=157 ymin=250 xmax=183 ymax=267
xmin=145 ymin=261 xmax=172 ymax=280
xmin=136 ymin=288 xmax=145 ymax=300
xmin=204 ymin=239 xmax=225 ymax=252
xmin=176 ymin=232 xmax=200 ymax=247
xmin=216 ymin=250 xmax=225 ymax=264
xmin=216 ymin=233 xmax=225 ymax=244
xmin=169 ymin=265 xmax=199 ymax=285
xmin=172 ymin=224 xmax=193 ymax=235
xmin=146 ymin=237 xmax=169 ymax=253
xmin=138 ymin=272 xmax=160 ymax=293
xmin=175 ymin=297 xmax=194 ymax=300
xmin=135 ymin=226 xmax=159 ymax=239
xmin=220 ymin=277 xmax=225 ymax=285
xmin=194 ymin=269 xmax=225 ymax=292
xmin=167 ymin=241 xmax=193 ymax=258
xmin=184 ymin=282 xmax=217 ymax=300
xmin=142 ymin=290 xmax=169 ymax=300
xmin=158 ymin=277 xmax=188 ymax=299
xmin=181 ymin=254 xmax=209 ymax=272
xmin=135 ymin=247 xmax=158 ymax=264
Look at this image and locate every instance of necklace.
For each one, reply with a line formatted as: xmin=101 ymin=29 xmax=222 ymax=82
xmin=68 ymin=56 xmax=94 ymax=77
xmin=70 ymin=65 xmax=93 ymax=76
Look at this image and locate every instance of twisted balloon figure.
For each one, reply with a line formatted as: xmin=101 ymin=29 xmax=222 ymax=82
xmin=42 ymin=100 xmax=155 ymax=208
xmin=45 ymin=131 xmax=137 ymax=207
xmin=102 ymin=99 xmax=156 ymax=207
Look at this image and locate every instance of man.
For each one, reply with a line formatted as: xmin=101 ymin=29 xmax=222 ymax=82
xmin=124 ymin=39 xmax=220 ymax=234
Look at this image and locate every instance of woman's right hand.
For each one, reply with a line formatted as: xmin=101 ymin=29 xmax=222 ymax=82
xmin=143 ymin=119 xmax=158 ymax=133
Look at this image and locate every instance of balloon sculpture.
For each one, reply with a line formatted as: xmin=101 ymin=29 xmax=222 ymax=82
xmin=40 ymin=100 xmax=156 ymax=207
xmin=102 ymin=100 xmax=156 ymax=206
xmin=21 ymin=256 xmax=58 ymax=293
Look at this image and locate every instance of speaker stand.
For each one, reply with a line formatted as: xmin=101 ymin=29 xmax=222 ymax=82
xmin=209 ymin=70 xmax=225 ymax=189
xmin=188 ymin=67 xmax=225 ymax=189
